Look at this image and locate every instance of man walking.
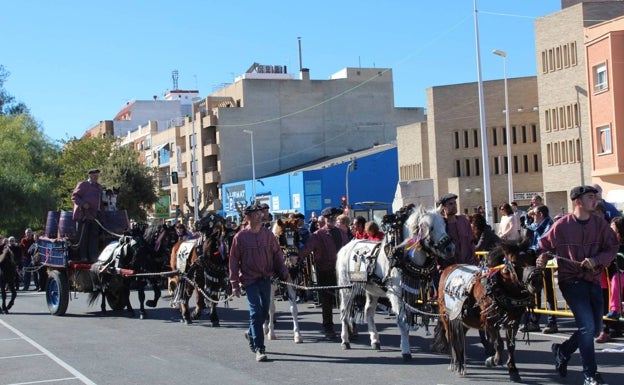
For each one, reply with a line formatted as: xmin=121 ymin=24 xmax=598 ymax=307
xmin=538 ymin=185 xmax=618 ymax=385
xmin=229 ymin=203 xmax=289 ymax=362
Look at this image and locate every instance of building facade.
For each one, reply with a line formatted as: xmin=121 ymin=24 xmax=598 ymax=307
xmin=585 ymin=13 xmax=624 ymax=206
xmin=535 ymin=0 xmax=624 ymax=212
xmin=221 ymin=144 xmax=398 ymax=223
xmin=120 ymin=65 xmax=423 ymax=220
xmin=398 ymin=77 xmax=542 ymax=221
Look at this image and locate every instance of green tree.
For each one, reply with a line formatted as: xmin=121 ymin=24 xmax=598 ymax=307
xmin=0 ymin=65 xmax=28 ymax=115
xmin=57 ymin=136 xmax=159 ymax=221
xmin=0 ymin=114 xmax=61 ymax=235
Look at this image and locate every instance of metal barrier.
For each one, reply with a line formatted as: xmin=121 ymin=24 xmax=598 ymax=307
xmin=532 ymin=260 xmax=623 ymax=322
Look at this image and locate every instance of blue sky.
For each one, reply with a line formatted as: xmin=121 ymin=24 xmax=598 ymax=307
xmin=2 ymin=1 xmax=561 ymax=142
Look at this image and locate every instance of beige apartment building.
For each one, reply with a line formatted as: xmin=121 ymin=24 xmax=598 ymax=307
xmin=535 ymin=0 xmax=624 ymax=213
xmin=398 ymin=77 xmax=542 ymax=221
xmin=119 ymin=65 xmax=424 ymax=218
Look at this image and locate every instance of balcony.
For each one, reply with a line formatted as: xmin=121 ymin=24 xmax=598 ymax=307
xmin=202 ymin=114 xmax=217 ymax=127
xmin=203 ymin=142 xmax=218 ymax=155
xmin=204 ymin=170 xmax=220 ymax=184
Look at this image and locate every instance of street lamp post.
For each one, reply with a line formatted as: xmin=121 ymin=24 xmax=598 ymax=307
xmin=243 ymin=130 xmax=256 ymax=202
xmin=492 ymin=49 xmax=513 ymax=203
xmin=474 ymin=0 xmax=493 ymax=225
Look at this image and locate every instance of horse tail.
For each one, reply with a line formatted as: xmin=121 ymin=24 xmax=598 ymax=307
xmin=87 ymin=290 xmax=102 ymax=306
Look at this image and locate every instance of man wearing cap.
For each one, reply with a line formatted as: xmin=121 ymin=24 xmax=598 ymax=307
xmin=437 ymin=193 xmax=477 ymax=268
xmin=229 ymin=203 xmax=289 ymax=362
xmin=591 ymin=183 xmax=621 ymax=222
xmin=538 ymin=185 xmax=618 ymax=385
xmin=71 ymin=169 xmax=104 ymax=262
xmin=299 ymin=206 xmax=349 ymax=338
xmin=291 ymin=212 xmax=310 ymax=246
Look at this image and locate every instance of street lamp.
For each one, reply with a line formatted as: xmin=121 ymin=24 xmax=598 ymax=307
xmin=493 ymin=49 xmax=514 ymax=203
xmin=243 ymin=129 xmax=256 ymax=201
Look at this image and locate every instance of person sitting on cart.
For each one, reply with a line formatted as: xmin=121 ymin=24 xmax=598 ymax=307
xmin=71 ymin=168 xmax=104 ymax=262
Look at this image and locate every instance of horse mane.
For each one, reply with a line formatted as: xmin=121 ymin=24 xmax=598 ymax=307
xmin=143 ymin=222 xmax=163 ymax=244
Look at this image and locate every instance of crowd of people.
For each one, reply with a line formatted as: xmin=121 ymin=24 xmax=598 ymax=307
xmin=3 ymin=174 xmax=623 ymax=383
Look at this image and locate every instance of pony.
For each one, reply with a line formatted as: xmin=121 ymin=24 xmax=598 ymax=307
xmin=336 ymin=205 xmax=455 ymax=361
xmin=0 ymin=247 xmax=18 ymax=314
xmin=436 ymin=238 xmax=543 ymax=382
xmin=267 ymin=216 xmax=308 ymax=343
xmin=88 ymin=222 xmax=177 ymax=319
xmin=169 ymin=212 xmax=232 ymax=326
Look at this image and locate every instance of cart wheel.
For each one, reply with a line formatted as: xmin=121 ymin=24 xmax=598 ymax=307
xmin=106 ymin=282 xmax=129 ymax=311
xmin=47 ymin=270 xmax=69 ymax=316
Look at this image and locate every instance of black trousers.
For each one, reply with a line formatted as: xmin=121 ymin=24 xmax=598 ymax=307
xmin=317 ymin=269 xmax=337 ymax=331
xmin=78 ymin=220 xmax=99 ymax=261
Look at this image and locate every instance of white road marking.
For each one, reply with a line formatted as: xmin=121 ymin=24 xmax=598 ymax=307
xmin=0 ymin=319 xmax=97 ymax=385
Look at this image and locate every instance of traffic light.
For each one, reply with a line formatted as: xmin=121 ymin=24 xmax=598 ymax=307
xmin=352 ymin=160 xmax=358 ymax=170
xmin=341 ymin=196 xmax=347 ymax=209
xmin=171 ymin=171 xmax=178 ymax=184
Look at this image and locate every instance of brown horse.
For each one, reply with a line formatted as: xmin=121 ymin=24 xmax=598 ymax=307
xmin=169 ymin=212 xmax=233 ymax=326
xmin=437 ymin=238 xmax=542 ymax=382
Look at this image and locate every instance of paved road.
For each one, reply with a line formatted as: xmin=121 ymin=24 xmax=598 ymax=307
xmin=1 ymin=288 xmax=622 ymax=385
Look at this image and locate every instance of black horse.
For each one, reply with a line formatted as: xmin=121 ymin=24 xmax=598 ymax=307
xmin=0 ymin=247 xmax=18 ymax=314
xmin=88 ymin=222 xmax=177 ymax=319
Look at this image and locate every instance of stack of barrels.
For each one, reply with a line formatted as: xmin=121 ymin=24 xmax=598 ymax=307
xmin=44 ymin=210 xmax=130 ymax=240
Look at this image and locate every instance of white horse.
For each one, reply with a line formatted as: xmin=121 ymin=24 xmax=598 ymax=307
xmin=336 ymin=205 xmax=455 ymax=361
xmin=267 ymin=217 xmax=304 ymax=343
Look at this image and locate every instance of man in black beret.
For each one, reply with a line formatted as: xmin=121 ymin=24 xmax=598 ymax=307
xmin=300 ymin=207 xmax=348 ymax=338
xmin=538 ymin=185 xmax=617 ymax=383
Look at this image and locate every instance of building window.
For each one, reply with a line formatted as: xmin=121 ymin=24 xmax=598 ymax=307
xmin=545 ymin=110 xmax=551 ymax=132
xmin=454 ymin=131 xmax=460 ymax=149
xmin=598 ymin=125 xmax=612 ymax=154
xmin=492 ymin=127 xmax=498 ymax=146
xmin=555 ymin=46 xmax=562 ymax=69
xmin=493 ymin=157 xmax=500 ymax=175
xmin=464 ymin=130 xmax=469 ymax=148
xmin=533 ymin=154 xmax=539 ymax=172
xmin=503 ymin=127 xmax=508 ymax=145
xmin=541 ymin=51 xmax=548 ymax=73
xmin=568 ymin=140 xmax=575 ymax=163
xmin=570 ymin=42 xmax=577 ymax=66
xmin=465 ymin=159 xmax=471 ymax=176
xmin=475 ymin=158 xmax=480 ymax=176
xmin=594 ymin=63 xmax=608 ymax=92
xmin=551 ymin=108 xmax=558 ymax=131
xmin=531 ymin=124 xmax=537 ymax=142
xmin=513 ymin=155 xmax=519 ymax=173
xmin=575 ymin=138 xmax=582 ymax=162
xmin=473 ymin=129 xmax=479 ymax=148
xmin=553 ymin=142 xmax=560 ymax=165
xmin=573 ymin=103 xmax=580 ymax=127
xmin=521 ymin=126 xmax=527 ymax=143
xmin=548 ymin=48 xmax=555 ymax=72
xmin=512 ymin=126 xmax=517 ymax=144
xmin=523 ymin=155 xmax=529 ymax=172
xmin=504 ymin=156 xmax=509 ymax=174
xmin=559 ymin=107 xmax=565 ymax=129
xmin=561 ymin=140 xmax=568 ymax=163
xmin=546 ymin=143 xmax=553 ymax=166
xmin=455 ymin=160 xmax=461 ymax=177
xmin=563 ymin=44 xmax=570 ymax=67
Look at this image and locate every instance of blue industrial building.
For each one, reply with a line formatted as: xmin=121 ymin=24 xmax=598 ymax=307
xmin=221 ymin=143 xmax=398 ymax=223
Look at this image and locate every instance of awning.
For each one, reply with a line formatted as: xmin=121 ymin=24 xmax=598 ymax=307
xmin=152 ymin=143 xmax=170 ymax=153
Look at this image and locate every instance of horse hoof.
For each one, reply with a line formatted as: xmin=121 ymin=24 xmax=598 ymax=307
xmin=371 ymin=342 xmax=381 ymax=350
xmin=146 ymin=300 xmax=157 ymax=308
xmin=402 ymin=353 xmax=412 ymax=362
xmin=509 ymin=369 xmax=521 ymax=383
xmin=211 ymin=321 xmax=220 ymax=327
xmin=181 ymin=319 xmax=192 ymax=325
xmin=267 ymin=333 xmax=276 ymax=340
xmin=341 ymin=342 xmax=351 ymax=350
xmin=294 ymin=336 xmax=303 ymax=344
xmin=485 ymin=356 xmax=494 ymax=367
xmin=140 ymin=313 xmax=146 ymax=320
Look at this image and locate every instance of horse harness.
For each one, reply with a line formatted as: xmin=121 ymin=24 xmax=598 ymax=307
xmin=443 ymin=263 xmax=535 ymax=327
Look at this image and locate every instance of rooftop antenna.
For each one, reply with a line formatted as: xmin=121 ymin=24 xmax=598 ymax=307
xmin=172 ymin=70 xmax=179 ymax=90
xmin=297 ymin=37 xmax=303 ymax=71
